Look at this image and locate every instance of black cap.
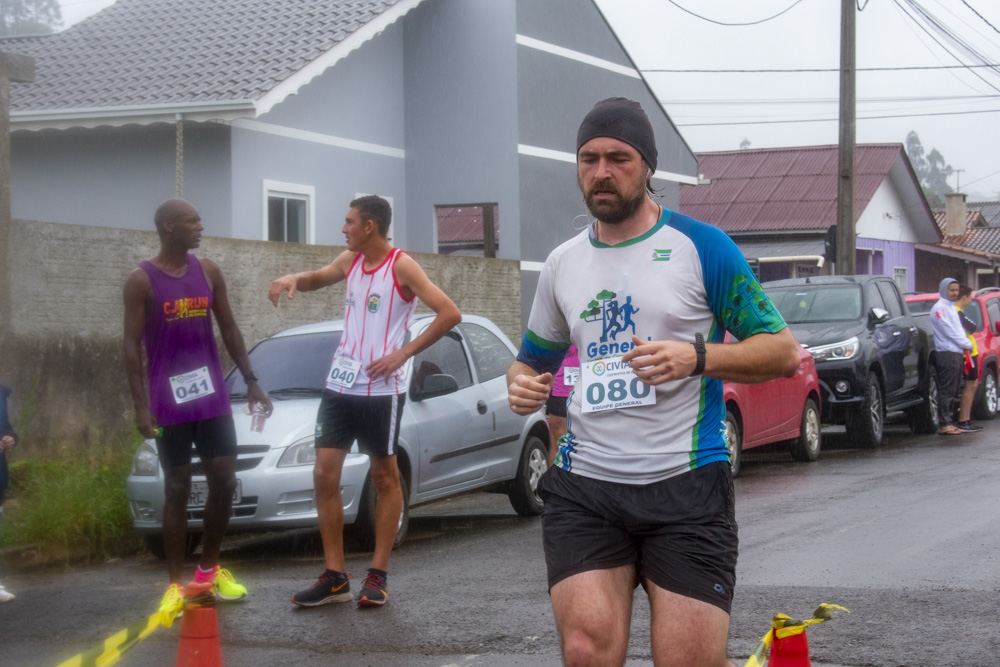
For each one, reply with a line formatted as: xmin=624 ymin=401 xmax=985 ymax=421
xmin=576 ymin=97 xmax=657 ymax=171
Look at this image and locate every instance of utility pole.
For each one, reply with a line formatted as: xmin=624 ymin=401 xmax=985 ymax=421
xmin=835 ymin=0 xmax=856 ymax=275
xmin=0 ymin=51 xmax=35 ymax=335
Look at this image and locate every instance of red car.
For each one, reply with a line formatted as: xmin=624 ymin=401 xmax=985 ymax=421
xmin=723 ymin=335 xmax=822 ymax=476
xmin=904 ymin=288 xmax=1000 ymax=420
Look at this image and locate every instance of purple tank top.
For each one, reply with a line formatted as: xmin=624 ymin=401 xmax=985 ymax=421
xmin=140 ymin=255 xmax=231 ymax=425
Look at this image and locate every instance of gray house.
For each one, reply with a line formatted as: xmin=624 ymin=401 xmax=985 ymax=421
xmin=6 ymin=0 xmax=697 ymax=327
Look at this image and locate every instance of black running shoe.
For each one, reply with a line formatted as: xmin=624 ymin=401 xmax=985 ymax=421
xmin=357 ymin=572 xmax=387 ymax=607
xmin=291 ymin=571 xmax=351 ymax=607
xmin=959 ymin=421 xmax=984 ymax=432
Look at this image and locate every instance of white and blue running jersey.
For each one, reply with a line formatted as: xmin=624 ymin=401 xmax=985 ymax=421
xmin=517 ymin=207 xmax=787 ymax=484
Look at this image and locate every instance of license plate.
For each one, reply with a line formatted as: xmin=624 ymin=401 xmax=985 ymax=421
xmin=188 ymin=480 xmax=242 ymax=507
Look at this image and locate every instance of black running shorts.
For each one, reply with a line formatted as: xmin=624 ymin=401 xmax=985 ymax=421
xmin=538 ymin=462 xmax=738 ymax=613
xmin=157 ymin=414 xmax=237 ymax=468
xmin=314 ymin=390 xmax=405 ymax=457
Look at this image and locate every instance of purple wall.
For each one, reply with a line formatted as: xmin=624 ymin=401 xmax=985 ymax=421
xmin=855 ymin=237 xmax=915 ymax=292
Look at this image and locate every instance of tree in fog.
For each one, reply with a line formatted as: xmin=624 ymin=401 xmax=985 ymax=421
xmin=905 ymin=131 xmax=955 ymax=205
xmin=0 ymin=0 xmax=62 ymax=36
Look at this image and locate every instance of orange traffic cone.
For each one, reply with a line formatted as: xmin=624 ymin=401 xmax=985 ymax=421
xmin=768 ymin=628 xmax=811 ymax=666
xmin=176 ymin=583 xmax=222 ymax=667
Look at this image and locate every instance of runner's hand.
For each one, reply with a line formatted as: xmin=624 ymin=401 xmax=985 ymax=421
xmin=508 ymin=372 xmax=553 ymax=415
xmin=136 ymin=407 xmax=158 ymax=439
xmin=621 ymin=335 xmax=697 ymax=385
xmin=268 ymin=275 xmax=298 ymax=307
xmin=0 ymin=435 xmax=14 ymax=453
xmin=248 ymin=383 xmax=274 ymax=417
xmin=367 ymin=350 xmax=407 ymax=383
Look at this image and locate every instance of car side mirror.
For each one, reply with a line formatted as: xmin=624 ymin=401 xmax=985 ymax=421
xmin=411 ymin=373 xmax=459 ymax=402
xmin=870 ymin=307 xmax=890 ymax=325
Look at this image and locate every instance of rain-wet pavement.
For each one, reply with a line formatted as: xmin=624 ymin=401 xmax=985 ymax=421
xmin=1 ymin=416 xmax=997 ymax=666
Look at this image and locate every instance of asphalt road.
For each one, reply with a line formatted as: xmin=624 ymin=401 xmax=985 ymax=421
xmin=2 ymin=418 xmax=998 ymax=666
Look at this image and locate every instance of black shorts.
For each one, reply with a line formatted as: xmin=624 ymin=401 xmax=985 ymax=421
xmin=538 ymin=462 xmax=738 ymax=613
xmin=315 ymin=391 xmax=405 ymax=457
xmin=157 ymin=414 xmax=237 ymax=468
xmin=965 ymin=355 xmax=979 ymax=381
xmin=546 ymin=394 xmax=569 ymax=419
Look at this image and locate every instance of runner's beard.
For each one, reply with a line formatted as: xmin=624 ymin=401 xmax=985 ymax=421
xmin=582 ymin=181 xmax=645 ymax=225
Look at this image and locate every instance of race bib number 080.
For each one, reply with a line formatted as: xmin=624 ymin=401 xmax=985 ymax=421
xmin=169 ymin=367 xmax=216 ymax=405
xmin=580 ymin=356 xmax=655 ymax=413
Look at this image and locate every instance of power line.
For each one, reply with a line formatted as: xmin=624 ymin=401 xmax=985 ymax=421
xmin=664 ymin=0 xmax=808 ymax=27
xmin=962 ymin=0 xmax=1000 ymax=35
xmin=642 ymin=63 xmax=1000 ymax=73
xmin=673 ymin=106 xmax=1000 ymax=127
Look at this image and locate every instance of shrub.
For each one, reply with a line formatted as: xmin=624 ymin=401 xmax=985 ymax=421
xmin=1 ymin=436 xmax=143 ymax=562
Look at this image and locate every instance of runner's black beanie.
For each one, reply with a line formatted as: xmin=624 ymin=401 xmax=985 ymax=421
xmin=576 ymin=97 xmax=657 ymax=171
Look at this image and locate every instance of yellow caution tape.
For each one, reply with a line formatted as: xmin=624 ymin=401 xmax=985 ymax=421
xmin=743 ymin=603 xmax=849 ymax=667
xmin=56 ymin=595 xmax=184 ymax=667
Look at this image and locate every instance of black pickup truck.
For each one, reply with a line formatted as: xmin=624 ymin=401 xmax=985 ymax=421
xmin=762 ymin=275 xmax=938 ymax=449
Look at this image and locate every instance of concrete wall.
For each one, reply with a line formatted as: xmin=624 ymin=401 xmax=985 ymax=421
xmin=0 ymin=219 xmax=520 ymax=451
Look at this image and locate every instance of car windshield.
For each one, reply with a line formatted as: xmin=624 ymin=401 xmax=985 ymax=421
xmin=768 ymin=285 xmax=863 ymax=323
xmin=226 ymin=331 xmax=341 ymax=397
xmin=962 ymin=301 xmax=984 ymax=331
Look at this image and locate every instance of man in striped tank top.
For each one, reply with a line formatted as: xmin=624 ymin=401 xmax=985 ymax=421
xmin=269 ymin=195 xmax=460 ymax=608
xmin=124 ymin=199 xmax=272 ymax=613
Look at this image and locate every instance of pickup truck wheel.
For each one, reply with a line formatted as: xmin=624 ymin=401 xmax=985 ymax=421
xmin=508 ymin=436 xmax=547 ymax=516
xmin=791 ymin=399 xmax=821 ymax=462
xmin=849 ymin=375 xmax=884 ymax=448
xmin=907 ymin=368 xmax=940 ymax=434
xmin=725 ymin=410 xmax=742 ymax=477
xmin=352 ymin=468 xmax=409 ymax=552
xmin=972 ymin=366 xmax=998 ymax=420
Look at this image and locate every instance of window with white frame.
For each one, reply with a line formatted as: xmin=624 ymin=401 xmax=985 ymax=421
xmin=263 ymin=180 xmax=315 ymax=243
xmin=894 ymin=267 xmax=908 ymax=293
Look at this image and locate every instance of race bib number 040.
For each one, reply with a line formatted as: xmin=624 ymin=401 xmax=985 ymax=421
xmin=328 ymin=355 xmax=362 ymax=388
xmin=169 ymin=367 xmax=216 ymax=405
xmin=580 ymin=356 xmax=655 ymax=413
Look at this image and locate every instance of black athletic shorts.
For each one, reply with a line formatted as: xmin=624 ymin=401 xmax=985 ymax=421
xmin=965 ymin=354 xmax=979 ymax=381
xmin=538 ymin=462 xmax=738 ymax=613
xmin=546 ymin=394 xmax=569 ymax=419
xmin=157 ymin=414 xmax=237 ymax=468
xmin=314 ymin=390 xmax=405 ymax=457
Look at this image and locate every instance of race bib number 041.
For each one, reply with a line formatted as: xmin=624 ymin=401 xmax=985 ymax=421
xmin=580 ymin=356 xmax=655 ymax=413
xmin=328 ymin=355 xmax=362 ymax=389
xmin=169 ymin=367 xmax=216 ymax=405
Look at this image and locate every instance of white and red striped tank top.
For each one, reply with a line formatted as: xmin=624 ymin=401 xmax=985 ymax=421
xmin=327 ymin=248 xmax=417 ymax=396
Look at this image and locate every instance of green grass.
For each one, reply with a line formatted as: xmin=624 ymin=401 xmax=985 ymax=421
xmin=1 ymin=435 xmax=143 ymax=561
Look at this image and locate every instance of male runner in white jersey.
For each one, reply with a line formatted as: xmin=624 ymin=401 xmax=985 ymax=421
xmin=269 ymin=195 xmax=460 ymax=607
xmin=507 ymin=98 xmax=801 ymax=666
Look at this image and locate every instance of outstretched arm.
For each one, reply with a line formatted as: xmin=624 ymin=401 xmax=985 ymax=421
xmin=268 ymin=251 xmax=357 ymax=307
xmin=366 ymin=254 xmax=462 ymax=382
xmin=202 ymin=258 xmax=273 ymax=417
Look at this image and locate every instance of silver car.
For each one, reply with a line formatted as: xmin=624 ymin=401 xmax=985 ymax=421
xmin=126 ymin=314 xmax=549 ymax=556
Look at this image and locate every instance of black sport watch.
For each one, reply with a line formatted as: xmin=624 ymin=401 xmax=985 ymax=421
xmin=243 ymin=371 xmax=259 ymax=385
xmin=689 ymin=333 xmax=706 ymax=377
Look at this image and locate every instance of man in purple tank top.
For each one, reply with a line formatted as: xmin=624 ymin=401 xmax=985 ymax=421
xmin=124 ymin=199 xmax=272 ymax=613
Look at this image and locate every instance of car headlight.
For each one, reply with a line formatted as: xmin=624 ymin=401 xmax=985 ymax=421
xmin=278 ymin=436 xmax=317 ymax=468
xmin=131 ymin=442 xmax=159 ymax=476
xmin=807 ymin=336 xmax=860 ymax=362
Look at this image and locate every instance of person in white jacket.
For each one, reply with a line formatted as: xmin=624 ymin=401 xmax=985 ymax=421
xmin=930 ymin=277 xmax=972 ymax=435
